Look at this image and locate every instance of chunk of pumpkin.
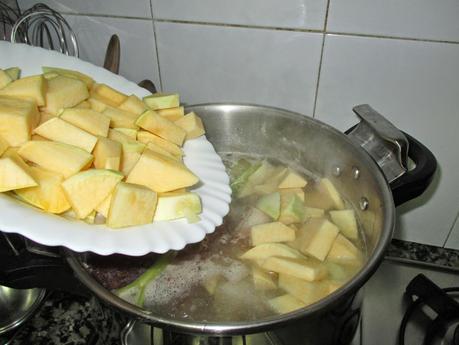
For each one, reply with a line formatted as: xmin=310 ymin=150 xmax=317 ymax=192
xmin=0 ymin=156 xmax=37 ymax=192
xmin=0 ymin=75 xmax=46 ymax=106
xmin=118 ymin=95 xmax=147 ymax=115
xmin=93 ymin=136 xmax=122 ymax=171
xmin=18 ymin=141 xmax=93 ymax=178
xmin=107 ymin=182 xmax=157 ymax=228
xmin=127 ymin=149 xmax=198 ymax=193
xmin=44 ymin=75 xmax=89 ymax=114
xmin=59 ymin=108 xmax=110 ymax=137
xmin=174 ymin=112 xmax=205 ymax=140
xmin=34 ymin=118 xmax=98 ymax=153
xmin=15 ymin=166 xmax=71 ymax=213
xmin=137 ymin=130 xmax=183 ymax=157
xmin=61 ymin=169 xmax=123 ymax=219
xmin=136 ymin=110 xmax=186 ymax=146
xmin=289 ymin=218 xmax=339 ymax=261
xmin=251 ymin=221 xmax=296 ymax=246
xmin=143 ymin=93 xmax=179 ymax=110
xmin=0 ymin=96 xmax=40 ymax=146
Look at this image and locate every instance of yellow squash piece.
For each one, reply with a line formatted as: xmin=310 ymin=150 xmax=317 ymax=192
xmin=15 ymin=166 xmax=71 ymax=213
xmin=174 ymin=112 xmax=205 ymax=140
xmin=327 ymin=234 xmax=361 ymax=263
xmin=143 ymin=93 xmax=179 ymax=110
xmin=136 ymin=110 xmax=186 ymax=146
xmin=60 ymin=108 xmax=110 ymax=137
xmin=108 ymin=129 xmax=145 ymax=175
xmin=93 ymin=137 xmax=122 ymax=171
xmin=74 ymin=100 xmax=91 ymax=109
xmin=0 ymin=156 xmax=37 ymax=192
xmin=278 ymin=169 xmax=308 ymax=188
xmin=153 ymin=192 xmax=201 ymax=221
xmin=88 ymin=97 xmax=109 ymax=112
xmin=34 ymin=117 xmax=98 ymax=153
xmin=107 ymin=182 xmax=157 ymax=228
xmin=146 ymin=142 xmax=179 ymax=161
xmin=0 ymin=96 xmax=40 ymax=146
xmin=103 ymin=107 xmax=138 ymax=129
xmin=252 ymin=266 xmax=277 ymax=291
xmin=4 ymin=67 xmax=20 ymax=81
xmin=304 ymin=178 xmax=344 ymax=210
xmin=18 ymin=141 xmax=93 ymax=178
xmin=329 ymin=209 xmax=359 ymax=240
xmin=113 ymin=128 xmax=137 ymax=139
xmin=0 ymin=70 xmax=13 ymax=89
xmin=137 ymin=130 xmax=183 ymax=157
xmin=268 ymin=294 xmax=306 ymax=314
xmin=278 ymin=274 xmax=329 ymax=305
xmin=127 ymin=149 xmax=199 ymax=193
xmin=95 ymin=193 xmax=112 ymax=218
xmin=156 ymin=106 xmax=184 ymax=121
xmin=240 ymin=243 xmax=304 ymax=261
xmin=290 ymin=218 xmax=340 ymax=261
xmin=0 ymin=135 xmax=9 ymax=156
xmin=250 ymin=221 xmax=296 ymax=246
xmin=261 ymin=257 xmax=327 ymax=282
xmin=118 ymin=95 xmax=147 ymax=115
xmin=0 ymin=75 xmax=46 ymax=106
xmin=42 ymin=66 xmax=94 ymax=89
xmin=91 ymin=83 xmax=127 ymax=106
xmin=61 ymin=169 xmax=123 ymax=219
xmin=44 ymin=75 xmax=89 ymax=114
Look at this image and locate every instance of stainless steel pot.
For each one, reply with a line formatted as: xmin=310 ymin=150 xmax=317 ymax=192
xmin=0 ymin=104 xmax=436 ymax=345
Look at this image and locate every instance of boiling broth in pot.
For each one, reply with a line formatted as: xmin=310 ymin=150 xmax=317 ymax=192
xmin=90 ymin=156 xmax=366 ymax=322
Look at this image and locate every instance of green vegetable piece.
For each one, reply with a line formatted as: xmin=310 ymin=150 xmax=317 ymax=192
xmin=5 ymin=67 xmax=20 ymax=80
xmin=279 ymin=194 xmax=305 ymax=224
xmin=116 ymin=251 xmax=175 ymax=307
xmin=230 ymin=159 xmax=251 ymax=180
xmin=256 ymin=192 xmax=280 ymax=220
xmin=230 ymin=161 xmax=261 ymax=197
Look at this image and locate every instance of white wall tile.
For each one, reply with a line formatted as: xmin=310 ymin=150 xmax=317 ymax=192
xmin=328 ymin=0 xmax=459 ymax=42
xmin=63 ymin=15 xmax=160 ymax=90
xmin=18 ymin=0 xmax=151 ymax=18
xmin=151 ymin=0 xmax=327 ymax=30
xmin=155 ymin=22 xmax=322 ymax=115
xmin=445 ymin=211 xmax=459 ymax=249
xmin=315 ymin=34 xmax=459 ymax=246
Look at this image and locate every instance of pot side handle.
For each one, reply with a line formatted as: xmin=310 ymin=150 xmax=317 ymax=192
xmin=346 ymin=104 xmax=437 ymax=206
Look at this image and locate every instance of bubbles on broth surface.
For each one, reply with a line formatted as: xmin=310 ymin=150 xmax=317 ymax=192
xmin=127 ymin=155 xmax=367 ymax=322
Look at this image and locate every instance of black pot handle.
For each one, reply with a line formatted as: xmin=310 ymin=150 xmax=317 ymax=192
xmin=389 ymin=132 xmax=436 ymax=206
xmin=0 ymin=233 xmax=89 ymax=296
xmin=346 ymin=104 xmax=437 ymax=207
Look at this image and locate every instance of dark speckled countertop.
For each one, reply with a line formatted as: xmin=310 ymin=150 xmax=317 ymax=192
xmin=2 ymin=239 xmax=459 ymax=345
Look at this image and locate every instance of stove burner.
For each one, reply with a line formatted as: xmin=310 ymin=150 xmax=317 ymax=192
xmin=398 ymin=274 xmax=459 ymax=345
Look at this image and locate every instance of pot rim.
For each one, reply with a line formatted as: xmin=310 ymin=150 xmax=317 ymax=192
xmin=65 ymin=102 xmax=396 ymax=335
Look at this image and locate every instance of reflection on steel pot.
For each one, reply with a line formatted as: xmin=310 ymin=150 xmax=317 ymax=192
xmin=0 ymin=104 xmax=436 ymax=345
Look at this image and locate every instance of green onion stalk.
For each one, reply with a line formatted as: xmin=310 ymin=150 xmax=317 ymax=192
xmin=116 ymin=251 xmax=175 ymax=307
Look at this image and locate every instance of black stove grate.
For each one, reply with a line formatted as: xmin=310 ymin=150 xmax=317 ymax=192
xmin=398 ymin=274 xmax=459 ymax=345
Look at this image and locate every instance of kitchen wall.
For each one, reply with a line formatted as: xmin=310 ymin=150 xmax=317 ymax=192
xmin=18 ymin=0 xmax=459 ymax=249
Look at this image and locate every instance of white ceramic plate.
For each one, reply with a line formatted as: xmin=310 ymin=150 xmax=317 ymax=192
xmin=0 ymin=41 xmax=231 ymax=256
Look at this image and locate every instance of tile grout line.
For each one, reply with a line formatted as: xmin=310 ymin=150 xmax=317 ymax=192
xmin=148 ymin=3 xmax=163 ymax=92
xmin=59 ymin=12 xmax=459 ymax=45
xmin=312 ymin=0 xmax=331 ymax=118
xmin=326 ymin=30 xmax=459 ymax=45
xmin=442 ymin=209 xmax=459 ymax=247
xmin=153 ymin=18 xmax=323 ymax=33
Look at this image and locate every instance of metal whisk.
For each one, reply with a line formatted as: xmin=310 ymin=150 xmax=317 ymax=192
xmin=10 ymin=3 xmax=79 ymax=57
xmin=0 ymin=1 xmax=24 ymax=42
